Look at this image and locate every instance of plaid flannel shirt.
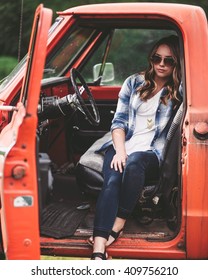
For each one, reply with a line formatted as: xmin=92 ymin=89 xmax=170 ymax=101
xmin=97 ymin=73 xmax=182 ymax=164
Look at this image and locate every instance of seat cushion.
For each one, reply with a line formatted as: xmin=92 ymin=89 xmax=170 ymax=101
xmin=75 ymin=132 xmax=111 ymax=194
xmin=78 ymin=131 xmax=111 ymax=174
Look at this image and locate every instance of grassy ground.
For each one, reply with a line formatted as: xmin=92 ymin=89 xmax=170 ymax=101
xmin=41 ymin=255 xmax=89 ymax=260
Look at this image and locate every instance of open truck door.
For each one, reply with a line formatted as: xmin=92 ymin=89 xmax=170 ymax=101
xmin=0 ymin=3 xmax=207 ymax=261
xmin=0 ymin=4 xmax=52 ymax=259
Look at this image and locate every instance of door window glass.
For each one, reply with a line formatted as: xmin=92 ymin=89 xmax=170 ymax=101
xmin=81 ymin=28 xmax=177 ymax=86
xmin=43 ymin=27 xmax=97 ymax=78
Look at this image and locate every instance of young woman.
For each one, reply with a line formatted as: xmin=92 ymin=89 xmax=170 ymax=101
xmin=90 ymin=35 xmax=182 ymax=260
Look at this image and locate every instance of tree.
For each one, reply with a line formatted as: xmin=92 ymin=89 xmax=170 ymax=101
xmin=0 ymin=0 xmax=207 ymax=59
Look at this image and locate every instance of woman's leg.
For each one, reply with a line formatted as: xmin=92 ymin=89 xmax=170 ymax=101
xmin=92 ymin=146 xmax=124 ymax=258
xmin=106 ymin=151 xmax=159 ymax=246
xmin=92 ymin=150 xmax=159 ymax=257
xmin=93 ymin=145 xmax=123 ymax=240
xmin=117 ymin=150 xmax=159 ymax=219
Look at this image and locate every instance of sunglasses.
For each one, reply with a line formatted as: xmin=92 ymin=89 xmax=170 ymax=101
xmin=151 ymin=54 xmax=176 ymax=67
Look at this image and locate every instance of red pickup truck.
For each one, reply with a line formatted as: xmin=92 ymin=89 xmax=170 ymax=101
xmin=0 ymin=3 xmax=207 ymax=260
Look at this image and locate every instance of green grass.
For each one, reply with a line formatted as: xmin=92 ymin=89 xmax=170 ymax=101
xmin=41 ymin=255 xmax=89 ymax=260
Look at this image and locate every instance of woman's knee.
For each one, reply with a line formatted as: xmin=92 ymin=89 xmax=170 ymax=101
xmin=104 ymin=174 xmax=122 ymax=189
xmin=125 ymin=151 xmax=159 ymax=176
xmin=128 ymin=151 xmax=148 ymax=161
xmin=126 ymin=152 xmax=147 ymax=170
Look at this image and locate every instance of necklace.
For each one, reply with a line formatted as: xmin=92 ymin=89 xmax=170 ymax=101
xmin=147 ymin=118 xmax=154 ymax=129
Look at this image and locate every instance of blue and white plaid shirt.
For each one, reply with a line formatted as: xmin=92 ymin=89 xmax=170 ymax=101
xmin=97 ymin=73 xmax=182 ymax=164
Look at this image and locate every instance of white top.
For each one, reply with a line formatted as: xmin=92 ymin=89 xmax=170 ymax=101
xmin=125 ymin=89 xmax=162 ymax=155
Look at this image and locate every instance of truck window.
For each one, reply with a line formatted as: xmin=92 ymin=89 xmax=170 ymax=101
xmin=43 ymin=26 xmax=98 ymax=79
xmin=81 ymin=28 xmax=177 ymax=85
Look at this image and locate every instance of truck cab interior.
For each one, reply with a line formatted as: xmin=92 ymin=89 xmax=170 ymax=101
xmin=34 ymin=17 xmax=185 ymax=254
xmin=0 ymin=12 xmax=186 ymax=259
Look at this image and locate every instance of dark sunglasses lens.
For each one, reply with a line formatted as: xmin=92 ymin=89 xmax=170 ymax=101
xmin=164 ymin=57 xmax=175 ymax=67
xmin=151 ymin=55 xmax=161 ymax=64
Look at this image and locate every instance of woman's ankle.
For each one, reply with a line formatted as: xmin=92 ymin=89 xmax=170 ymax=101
xmin=112 ymin=217 xmax=126 ymax=232
xmin=93 ymin=236 xmax=107 ymax=253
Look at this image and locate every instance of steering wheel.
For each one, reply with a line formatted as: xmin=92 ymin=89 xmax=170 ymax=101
xmin=70 ymin=68 xmax=100 ymax=126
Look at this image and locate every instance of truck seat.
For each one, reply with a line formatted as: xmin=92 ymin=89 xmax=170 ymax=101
xmin=75 ymin=103 xmax=183 ymax=226
xmin=76 ymin=133 xmax=158 ymax=201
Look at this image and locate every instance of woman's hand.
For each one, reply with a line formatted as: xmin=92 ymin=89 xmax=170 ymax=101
xmin=111 ymin=128 xmax=127 ymax=172
xmin=111 ymin=151 xmax=128 ymax=173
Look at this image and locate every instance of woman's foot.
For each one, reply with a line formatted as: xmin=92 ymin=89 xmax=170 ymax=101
xmin=106 ymin=217 xmax=125 ymax=246
xmin=88 ymin=228 xmax=124 ymax=247
xmin=87 ymin=235 xmax=94 ymax=246
xmin=106 ymin=228 xmax=123 ymax=246
xmin=91 ymin=236 xmax=107 ymax=260
xmin=88 ymin=217 xmax=126 ymax=247
xmin=91 ymin=251 xmax=107 ymax=260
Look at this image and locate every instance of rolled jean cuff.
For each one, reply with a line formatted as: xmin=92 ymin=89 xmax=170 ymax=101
xmin=93 ymin=229 xmax=109 ymax=240
xmin=117 ymin=207 xmax=131 ymax=219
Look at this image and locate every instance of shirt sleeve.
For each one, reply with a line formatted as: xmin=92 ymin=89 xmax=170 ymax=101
xmin=110 ymin=76 xmax=132 ymax=133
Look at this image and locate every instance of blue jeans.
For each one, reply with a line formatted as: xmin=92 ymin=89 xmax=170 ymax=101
xmin=93 ymin=145 xmax=159 ymax=240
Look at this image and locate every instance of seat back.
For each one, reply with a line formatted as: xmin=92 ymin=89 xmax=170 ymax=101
xmin=152 ymin=103 xmax=183 ymax=229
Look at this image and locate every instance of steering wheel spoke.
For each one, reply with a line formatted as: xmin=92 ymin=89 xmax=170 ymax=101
xmin=79 ymin=86 xmax=85 ymax=95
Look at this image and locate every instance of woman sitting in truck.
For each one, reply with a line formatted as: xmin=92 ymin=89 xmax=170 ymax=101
xmin=89 ymin=35 xmax=182 ymax=260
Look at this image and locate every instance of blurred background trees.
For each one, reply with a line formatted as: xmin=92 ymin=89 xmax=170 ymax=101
xmin=0 ymin=0 xmax=207 ymax=80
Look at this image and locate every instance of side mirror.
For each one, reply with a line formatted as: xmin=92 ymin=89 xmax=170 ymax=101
xmin=93 ymin=62 xmax=114 ymax=84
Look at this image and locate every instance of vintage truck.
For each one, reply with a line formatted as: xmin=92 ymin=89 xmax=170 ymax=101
xmin=0 ymin=3 xmax=207 ymax=260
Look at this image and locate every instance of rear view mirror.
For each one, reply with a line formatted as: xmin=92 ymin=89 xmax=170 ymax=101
xmin=93 ymin=62 xmax=114 ymax=84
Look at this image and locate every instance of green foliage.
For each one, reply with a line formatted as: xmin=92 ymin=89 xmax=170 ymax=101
xmin=0 ymin=56 xmax=18 ymax=81
xmin=0 ymin=0 xmax=207 ymax=59
xmin=0 ymin=0 xmax=207 ymax=79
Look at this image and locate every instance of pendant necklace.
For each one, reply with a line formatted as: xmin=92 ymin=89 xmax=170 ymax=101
xmin=147 ymin=118 xmax=154 ymax=129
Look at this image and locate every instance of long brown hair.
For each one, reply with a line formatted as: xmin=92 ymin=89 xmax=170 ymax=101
xmin=138 ymin=35 xmax=181 ymax=104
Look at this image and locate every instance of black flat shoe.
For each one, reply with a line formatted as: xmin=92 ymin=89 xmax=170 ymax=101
xmin=87 ymin=228 xmax=123 ymax=248
xmin=109 ymin=228 xmax=123 ymax=243
xmin=91 ymin=252 xmax=107 ymax=260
